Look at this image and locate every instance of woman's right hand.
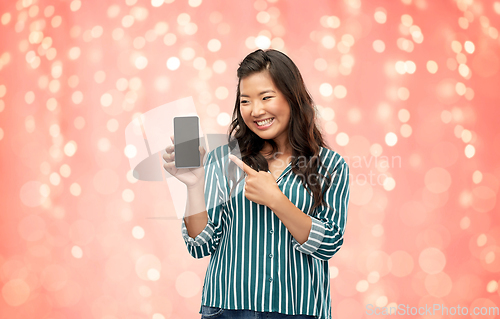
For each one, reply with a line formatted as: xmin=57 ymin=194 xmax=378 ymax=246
xmin=163 ymin=135 xmax=206 ymax=188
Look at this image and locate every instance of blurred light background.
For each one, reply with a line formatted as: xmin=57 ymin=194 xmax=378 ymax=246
xmin=0 ymin=0 xmax=499 ymax=318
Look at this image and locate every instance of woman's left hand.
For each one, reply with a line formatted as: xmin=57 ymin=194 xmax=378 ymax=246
xmin=229 ymin=154 xmax=283 ymax=207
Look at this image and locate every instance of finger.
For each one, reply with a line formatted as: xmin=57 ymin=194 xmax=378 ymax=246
xmin=164 ymin=144 xmax=174 ymax=154
xmin=170 ymin=134 xmax=174 ymax=144
xmin=163 ymin=162 xmax=176 ymax=171
xmin=228 ymin=154 xmax=256 ymax=175
xmin=163 ymin=151 xmax=174 ymax=162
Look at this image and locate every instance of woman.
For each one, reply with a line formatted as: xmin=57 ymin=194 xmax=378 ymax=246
xmin=163 ymin=49 xmax=350 ymax=319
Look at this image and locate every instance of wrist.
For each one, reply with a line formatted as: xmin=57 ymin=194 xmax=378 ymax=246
xmin=269 ymin=190 xmax=286 ymax=211
xmin=187 ymin=181 xmax=204 ymax=191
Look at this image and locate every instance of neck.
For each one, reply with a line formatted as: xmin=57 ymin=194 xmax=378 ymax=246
xmin=275 ymin=135 xmax=292 ymax=155
xmin=262 ymin=140 xmax=292 ymax=157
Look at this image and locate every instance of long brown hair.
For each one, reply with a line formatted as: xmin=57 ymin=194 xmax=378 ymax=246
xmin=226 ymin=49 xmax=333 ymax=213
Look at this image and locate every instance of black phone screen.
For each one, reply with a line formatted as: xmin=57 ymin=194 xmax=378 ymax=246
xmin=173 ymin=116 xmax=201 ymax=168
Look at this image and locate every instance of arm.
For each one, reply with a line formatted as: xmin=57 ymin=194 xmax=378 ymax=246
xmin=271 ymin=157 xmax=350 ymax=261
xmin=269 ymin=193 xmax=312 ymax=245
xmin=183 ymin=182 xmax=208 ymax=239
xmin=181 ymin=150 xmax=226 ymax=259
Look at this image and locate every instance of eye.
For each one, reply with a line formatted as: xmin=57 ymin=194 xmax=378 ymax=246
xmin=240 ymin=99 xmax=248 ymax=104
xmin=263 ymin=96 xmax=273 ymax=100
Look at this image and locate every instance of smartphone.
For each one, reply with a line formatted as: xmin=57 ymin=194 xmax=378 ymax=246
xmin=173 ymin=116 xmax=201 ymax=168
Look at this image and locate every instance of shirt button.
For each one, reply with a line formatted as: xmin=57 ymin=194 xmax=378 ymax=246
xmin=268 ymin=254 xmax=273 ymax=258
xmin=269 ymin=277 xmax=273 ymax=282
xmin=269 ymin=230 xmax=274 ymax=234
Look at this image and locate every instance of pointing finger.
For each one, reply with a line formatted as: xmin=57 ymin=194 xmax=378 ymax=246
xmin=228 ymin=154 xmax=256 ymax=176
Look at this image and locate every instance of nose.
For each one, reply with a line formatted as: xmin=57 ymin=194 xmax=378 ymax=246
xmin=250 ymin=100 xmax=265 ymax=117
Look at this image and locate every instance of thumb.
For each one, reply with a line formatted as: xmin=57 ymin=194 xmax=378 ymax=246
xmin=200 ymin=146 xmax=206 ymax=161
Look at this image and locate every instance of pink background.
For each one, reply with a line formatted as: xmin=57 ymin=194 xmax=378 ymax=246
xmin=0 ymin=0 xmax=499 ymax=318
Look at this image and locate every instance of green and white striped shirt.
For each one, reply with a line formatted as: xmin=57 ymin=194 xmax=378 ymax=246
xmin=181 ymin=144 xmax=350 ymax=319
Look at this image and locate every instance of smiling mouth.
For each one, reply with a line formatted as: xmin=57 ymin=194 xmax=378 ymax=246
xmin=255 ymin=117 xmax=274 ymax=126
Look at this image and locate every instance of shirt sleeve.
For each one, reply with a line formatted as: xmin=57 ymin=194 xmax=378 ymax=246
xmin=291 ymin=156 xmax=350 ymax=261
xmin=181 ymin=149 xmax=226 ymax=259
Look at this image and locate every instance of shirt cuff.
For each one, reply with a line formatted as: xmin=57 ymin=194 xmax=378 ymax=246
xmin=181 ymin=218 xmax=215 ymax=247
xmin=291 ymin=216 xmax=326 ymax=255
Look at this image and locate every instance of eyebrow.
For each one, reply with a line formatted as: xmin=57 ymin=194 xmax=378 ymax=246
xmin=240 ymin=90 xmax=276 ymax=97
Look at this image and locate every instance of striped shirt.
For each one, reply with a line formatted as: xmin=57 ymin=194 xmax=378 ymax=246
xmin=181 ymin=143 xmax=350 ymax=319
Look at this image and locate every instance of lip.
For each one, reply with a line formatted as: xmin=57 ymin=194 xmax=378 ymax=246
xmin=254 ymin=117 xmax=275 ymax=129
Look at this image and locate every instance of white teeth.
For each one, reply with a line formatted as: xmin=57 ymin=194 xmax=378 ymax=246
xmin=256 ymin=118 xmax=274 ymax=126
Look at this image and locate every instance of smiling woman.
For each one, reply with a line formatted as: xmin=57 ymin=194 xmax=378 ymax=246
xmin=227 ymin=49 xmax=338 ymax=214
xmin=165 ymin=49 xmax=350 ymax=319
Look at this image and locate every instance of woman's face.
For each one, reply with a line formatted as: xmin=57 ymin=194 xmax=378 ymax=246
xmin=239 ymin=71 xmax=291 ymax=151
